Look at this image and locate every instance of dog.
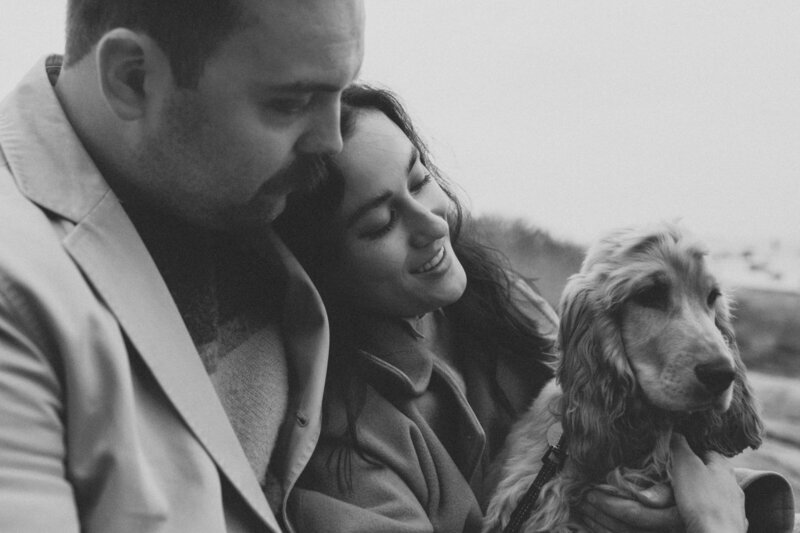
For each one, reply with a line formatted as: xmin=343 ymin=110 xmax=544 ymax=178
xmin=484 ymin=222 xmax=764 ymax=532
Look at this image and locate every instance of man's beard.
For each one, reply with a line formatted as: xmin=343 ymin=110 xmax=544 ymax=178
xmin=236 ymin=154 xmax=329 ymax=231
xmin=264 ymin=154 xmax=328 ymax=197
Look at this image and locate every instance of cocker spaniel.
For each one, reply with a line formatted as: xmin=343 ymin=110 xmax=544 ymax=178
xmin=484 ymin=222 xmax=764 ymax=533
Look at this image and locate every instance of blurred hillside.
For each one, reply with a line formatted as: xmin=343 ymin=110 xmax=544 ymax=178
xmin=731 ymin=287 xmax=800 ymax=379
xmin=468 ymin=216 xmax=584 ymax=307
xmin=472 ymin=215 xmax=800 ymax=380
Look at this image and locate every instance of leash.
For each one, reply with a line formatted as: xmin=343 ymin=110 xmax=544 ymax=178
xmin=501 ymin=426 xmax=567 ymax=533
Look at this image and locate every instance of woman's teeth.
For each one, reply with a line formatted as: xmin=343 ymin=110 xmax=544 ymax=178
xmin=416 ymin=247 xmax=445 ymax=273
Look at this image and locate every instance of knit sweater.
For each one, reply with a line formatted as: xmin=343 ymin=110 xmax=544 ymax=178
xmin=124 ymin=205 xmax=289 ymax=511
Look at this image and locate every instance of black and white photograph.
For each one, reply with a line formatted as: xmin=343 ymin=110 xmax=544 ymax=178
xmin=1 ymin=1 xmax=798 ymax=532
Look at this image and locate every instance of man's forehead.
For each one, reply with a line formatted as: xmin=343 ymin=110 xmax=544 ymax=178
xmin=241 ymin=0 xmax=364 ymax=31
xmin=202 ymin=0 xmax=363 ymax=91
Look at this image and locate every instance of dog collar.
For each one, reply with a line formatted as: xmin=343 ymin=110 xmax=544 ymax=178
xmin=502 ymin=423 xmax=568 ymax=533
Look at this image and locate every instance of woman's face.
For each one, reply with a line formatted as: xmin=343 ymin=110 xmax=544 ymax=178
xmin=328 ymin=110 xmax=467 ymax=318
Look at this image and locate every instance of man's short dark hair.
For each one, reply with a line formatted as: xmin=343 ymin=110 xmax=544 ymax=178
xmin=65 ymin=0 xmax=245 ymax=88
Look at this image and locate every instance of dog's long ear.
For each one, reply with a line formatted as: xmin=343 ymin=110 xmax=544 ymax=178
xmin=558 ymin=273 xmax=638 ymax=480
xmin=685 ymin=294 xmax=764 ymax=455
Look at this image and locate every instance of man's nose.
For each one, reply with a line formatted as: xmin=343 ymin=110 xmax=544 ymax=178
xmin=297 ymin=100 xmax=344 ymax=156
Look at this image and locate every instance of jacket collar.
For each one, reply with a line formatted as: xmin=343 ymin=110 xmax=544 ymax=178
xmin=352 ymin=313 xmax=439 ymax=396
xmin=352 ymin=312 xmax=487 ymax=482
xmin=0 ymin=57 xmax=109 ymax=224
xmin=0 ymin=58 xmax=281 ymax=531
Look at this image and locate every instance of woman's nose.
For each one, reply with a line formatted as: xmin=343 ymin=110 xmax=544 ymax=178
xmin=409 ymin=208 xmax=449 ymax=249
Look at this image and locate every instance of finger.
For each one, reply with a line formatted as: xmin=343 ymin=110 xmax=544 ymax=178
xmin=580 ymin=500 xmax=631 ymax=533
xmin=700 ymin=449 xmax=727 ymax=468
xmin=582 ymin=492 xmax=668 ymax=533
xmin=593 ymin=490 xmax=683 ymax=530
xmin=581 ymin=506 xmax=665 ymax=533
xmin=581 ymin=511 xmax=617 ymax=533
xmin=634 ymin=483 xmax=674 ymax=508
xmin=669 ymin=433 xmax=704 ymax=476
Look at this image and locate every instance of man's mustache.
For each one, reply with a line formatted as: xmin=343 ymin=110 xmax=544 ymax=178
xmin=276 ymin=155 xmax=327 ymax=195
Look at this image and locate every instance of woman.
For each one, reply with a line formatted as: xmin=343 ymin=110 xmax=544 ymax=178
xmin=275 ymin=86 xmax=756 ymax=533
xmin=276 ymin=85 xmax=556 ymax=532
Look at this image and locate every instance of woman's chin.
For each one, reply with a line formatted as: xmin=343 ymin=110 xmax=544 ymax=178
xmin=430 ymin=272 xmax=468 ymax=310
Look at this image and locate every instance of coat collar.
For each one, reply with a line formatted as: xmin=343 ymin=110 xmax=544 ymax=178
xmin=0 ymin=57 xmax=109 ymax=224
xmin=351 ymin=312 xmax=487 ymax=482
xmin=0 ymin=58 xmax=281 ymax=531
xmin=352 ymin=313 xmax=439 ymax=396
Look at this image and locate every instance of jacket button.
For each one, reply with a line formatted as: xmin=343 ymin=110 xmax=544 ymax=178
xmin=296 ymin=412 xmax=309 ymax=427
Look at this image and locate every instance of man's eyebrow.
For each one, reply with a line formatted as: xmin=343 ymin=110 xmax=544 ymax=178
xmin=267 ymin=80 xmax=344 ymax=93
xmin=346 ymin=191 xmax=392 ymax=228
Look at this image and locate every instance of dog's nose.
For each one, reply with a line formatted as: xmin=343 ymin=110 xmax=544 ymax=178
xmin=694 ymin=362 xmax=736 ymax=394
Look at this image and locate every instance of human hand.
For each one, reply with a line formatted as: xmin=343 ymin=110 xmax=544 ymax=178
xmin=669 ymin=433 xmax=747 ymax=533
xmin=579 ymin=485 xmax=683 ymax=533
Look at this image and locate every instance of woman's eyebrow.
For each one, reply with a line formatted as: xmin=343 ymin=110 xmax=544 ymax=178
xmin=407 ymin=147 xmax=419 ymax=175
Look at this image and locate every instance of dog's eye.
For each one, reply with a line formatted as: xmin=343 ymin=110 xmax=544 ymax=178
xmin=631 ymin=282 xmax=670 ymax=310
xmin=707 ymin=287 xmax=722 ymax=307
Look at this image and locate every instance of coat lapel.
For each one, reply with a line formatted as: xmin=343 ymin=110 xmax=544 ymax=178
xmin=63 ymin=191 xmax=278 ymax=531
xmin=264 ymin=230 xmax=330 ymax=496
xmin=2 ymin=58 xmax=277 ymax=531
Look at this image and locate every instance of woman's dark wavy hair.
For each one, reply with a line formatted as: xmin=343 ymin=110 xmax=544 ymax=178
xmin=276 ymin=84 xmax=554 ymax=489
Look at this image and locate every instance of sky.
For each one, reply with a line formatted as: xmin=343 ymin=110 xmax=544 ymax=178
xmin=2 ymin=1 xmax=798 ymax=248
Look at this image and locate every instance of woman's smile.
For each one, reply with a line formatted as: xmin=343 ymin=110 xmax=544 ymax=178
xmin=324 ymin=109 xmax=467 ymax=317
xmin=412 ymin=245 xmax=447 ymax=274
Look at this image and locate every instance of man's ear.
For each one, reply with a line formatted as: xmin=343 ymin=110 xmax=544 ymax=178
xmin=96 ymin=29 xmax=172 ymax=121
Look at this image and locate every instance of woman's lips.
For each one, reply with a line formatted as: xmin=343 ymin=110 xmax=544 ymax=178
xmin=412 ymin=246 xmax=446 ymax=274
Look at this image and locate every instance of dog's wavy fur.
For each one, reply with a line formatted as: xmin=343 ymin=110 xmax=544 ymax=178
xmin=484 ymin=222 xmax=764 ymax=533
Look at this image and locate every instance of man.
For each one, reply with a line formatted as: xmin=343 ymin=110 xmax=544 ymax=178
xmin=0 ymin=0 xmax=363 ymax=531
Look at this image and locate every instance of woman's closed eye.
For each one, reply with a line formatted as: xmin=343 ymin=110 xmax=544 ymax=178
xmin=409 ymin=174 xmax=432 ymax=195
xmin=361 ymin=210 xmax=397 ymax=240
xmin=359 ymin=175 xmax=432 ymax=240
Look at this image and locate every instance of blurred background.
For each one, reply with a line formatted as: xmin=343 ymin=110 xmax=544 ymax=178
xmin=2 ymin=0 xmax=799 ymax=496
